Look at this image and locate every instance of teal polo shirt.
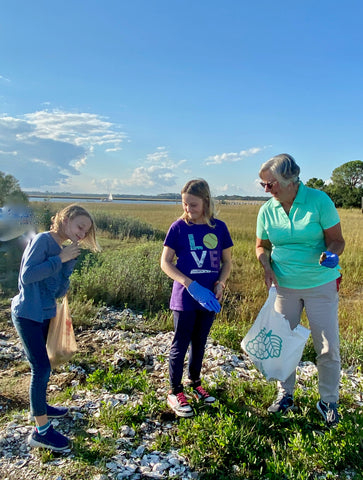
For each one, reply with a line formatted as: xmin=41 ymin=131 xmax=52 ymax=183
xmin=256 ymin=182 xmax=341 ymax=289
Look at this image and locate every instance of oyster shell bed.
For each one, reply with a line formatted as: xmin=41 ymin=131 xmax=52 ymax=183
xmin=0 ymin=307 xmax=362 ymax=480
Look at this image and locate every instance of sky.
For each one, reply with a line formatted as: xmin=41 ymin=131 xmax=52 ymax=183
xmin=1 ymin=0 xmax=362 ymax=197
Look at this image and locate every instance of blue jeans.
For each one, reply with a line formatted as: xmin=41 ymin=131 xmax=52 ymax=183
xmin=169 ymin=309 xmax=215 ymax=393
xmin=12 ymin=313 xmax=51 ymax=416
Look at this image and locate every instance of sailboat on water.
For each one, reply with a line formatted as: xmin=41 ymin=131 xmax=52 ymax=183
xmin=101 ymin=192 xmax=113 ymax=202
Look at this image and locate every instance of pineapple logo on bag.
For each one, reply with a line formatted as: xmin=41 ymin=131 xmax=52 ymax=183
xmin=246 ymin=328 xmax=282 ymax=360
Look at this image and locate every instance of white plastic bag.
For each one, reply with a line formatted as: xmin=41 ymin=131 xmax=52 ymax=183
xmin=46 ymin=296 xmax=77 ymax=368
xmin=241 ymin=286 xmax=310 ymax=382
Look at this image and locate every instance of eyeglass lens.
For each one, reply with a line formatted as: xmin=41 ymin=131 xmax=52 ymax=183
xmin=260 ymin=181 xmax=275 ymax=189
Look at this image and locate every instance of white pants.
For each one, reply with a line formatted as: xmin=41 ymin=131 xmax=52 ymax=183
xmin=275 ymin=280 xmax=340 ymax=403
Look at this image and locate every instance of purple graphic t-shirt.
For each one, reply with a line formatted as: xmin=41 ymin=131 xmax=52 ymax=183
xmin=163 ymin=218 xmax=233 ymax=311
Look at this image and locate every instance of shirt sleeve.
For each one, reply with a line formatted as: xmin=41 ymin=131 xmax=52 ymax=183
xmin=256 ymin=207 xmax=269 ymax=240
xmin=318 ymin=191 xmax=341 ymax=230
xmin=163 ymin=222 xmax=179 ymax=249
xmin=220 ymin=220 xmax=234 ymax=249
xmin=21 ymin=235 xmax=62 ymax=285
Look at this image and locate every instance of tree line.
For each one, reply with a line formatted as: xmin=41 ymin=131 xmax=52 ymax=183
xmin=305 ymin=160 xmax=363 ymax=208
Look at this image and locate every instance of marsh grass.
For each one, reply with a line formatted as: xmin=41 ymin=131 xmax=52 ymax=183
xmin=69 ymin=240 xmax=172 ymax=312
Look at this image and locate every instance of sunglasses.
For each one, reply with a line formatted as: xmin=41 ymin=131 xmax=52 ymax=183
xmin=260 ymin=180 xmax=278 ymax=189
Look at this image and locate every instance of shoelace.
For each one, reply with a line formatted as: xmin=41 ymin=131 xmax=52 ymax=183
xmin=325 ymin=404 xmax=338 ymax=423
xmin=195 ymin=386 xmax=210 ymax=398
xmin=321 ymin=401 xmax=338 ymax=424
xmin=176 ymin=392 xmax=189 ymax=406
xmin=327 ymin=410 xmax=336 ymax=423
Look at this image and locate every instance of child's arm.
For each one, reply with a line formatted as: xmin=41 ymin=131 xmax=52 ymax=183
xmin=160 ymin=246 xmax=192 ymax=288
xmin=21 ymin=237 xmax=62 ymax=285
xmin=21 ymin=238 xmax=79 ymax=285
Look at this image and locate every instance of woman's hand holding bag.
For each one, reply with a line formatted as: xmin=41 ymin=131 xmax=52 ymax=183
xmin=241 ymin=286 xmax=310 ymax=382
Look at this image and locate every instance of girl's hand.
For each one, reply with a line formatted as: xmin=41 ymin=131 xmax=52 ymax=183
xmin=59 ymin=242 xmax=80 ymax=263
xmin=214 ymin=281 xmax=225 ymax=301
xmin=187 ymin=281 xmax=221 ymax=313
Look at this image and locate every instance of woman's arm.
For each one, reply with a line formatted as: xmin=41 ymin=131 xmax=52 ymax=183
xmin=323 ymin=223 xmax=345 ymax=256
xmin=256 ymin=237 xmax=278 ymax=289
xmin=160 ymin=245 xmax=193 ymax=288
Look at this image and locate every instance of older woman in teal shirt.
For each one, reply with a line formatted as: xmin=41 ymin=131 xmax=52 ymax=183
xmin=256 ymin=153 xmax=345 ymax=427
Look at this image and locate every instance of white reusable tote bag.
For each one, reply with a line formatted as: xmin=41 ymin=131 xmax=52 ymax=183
xmin=241 ymin=286 xmax=310 ymax=382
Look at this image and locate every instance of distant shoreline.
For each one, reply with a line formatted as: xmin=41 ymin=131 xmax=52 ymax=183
xmin=27 ymin=193 xmax=267 ymax=204
xmin=27 ymin=194 xmax=178 ymax=202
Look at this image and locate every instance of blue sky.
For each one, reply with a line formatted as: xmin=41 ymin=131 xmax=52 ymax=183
xmin=1 ymin=0 xmax=362 ymax=197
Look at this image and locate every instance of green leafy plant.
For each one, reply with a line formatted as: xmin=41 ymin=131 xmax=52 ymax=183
xmin=86 ymin=367 xmax=149 ymax=394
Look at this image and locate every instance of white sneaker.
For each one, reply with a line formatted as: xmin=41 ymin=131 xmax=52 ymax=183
xmin=167 ymin=392 xmax=194 ymax=417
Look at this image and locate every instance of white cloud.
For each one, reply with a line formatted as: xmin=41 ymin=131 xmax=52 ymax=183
xmin=91 ymin=147 xmax=182 ymax=193
xmin=205 ymin=147 xmax=264 ymax=165
xmin=212 ymin=181 xmax=263 ymax=196
xmin=0 ymin=74 xmax=10 ymax=83
xmin=92 ymin=166 xmax=178 ymax=192
xmin=146 ymin=146 xmax=169 ymax=163
xmin=217 ymin=184 xmax=230 ymax=193
xmin=23 ymin=110 xmax=126 ymax=150
xmin=0 ymin=110 xmax=127 ymax=189
xmin=127 ymin=148 xmax=183 ymax=188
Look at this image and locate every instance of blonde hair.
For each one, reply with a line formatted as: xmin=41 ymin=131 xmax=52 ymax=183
xmin=180 ymin=179 xmax=216 ymax=227
xmin=50 ymin=204 xmax=100 ymax=252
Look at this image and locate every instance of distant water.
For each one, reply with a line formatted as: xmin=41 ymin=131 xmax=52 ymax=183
xmin=29 ymin=196 xmax=178 ymax=205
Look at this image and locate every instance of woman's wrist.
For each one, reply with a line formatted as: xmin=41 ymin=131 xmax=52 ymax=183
xmin=214 ymin=280 xmax=226 ymax=289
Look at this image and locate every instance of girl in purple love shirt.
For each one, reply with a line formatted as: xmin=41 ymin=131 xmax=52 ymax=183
xmin=161 ymin=179 xmax=233 ymax=417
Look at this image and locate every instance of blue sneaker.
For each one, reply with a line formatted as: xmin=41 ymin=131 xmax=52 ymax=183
xmin=46 ymin=405 xmax=69 ymax=418
xmin=268 ymin=394 xmax=296 ymax=414
xmin=317 ymin=400 xmax=340 ymax=427
xmin=28 ymin=404 xmax=69 ymax=421
xmin=28 ymin=425 xmax=70 ymax=451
